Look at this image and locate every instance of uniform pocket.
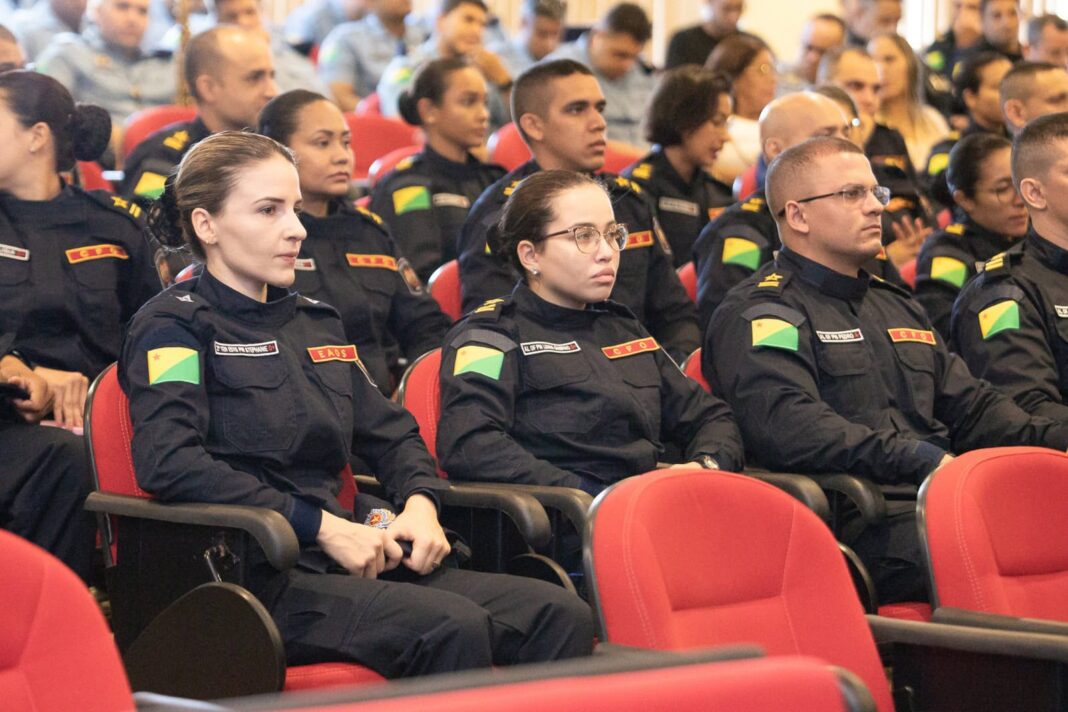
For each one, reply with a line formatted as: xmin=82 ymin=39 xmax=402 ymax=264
xmin=892 ymin=344 xmax=938 ymax=417
xmin=211 ymin=355 xmax=297 ymax=453
xmin=0 ymin=255 xmax=28 ymax=285
xmin=816 ymin=344 xmax=873 ymax=415
xmin=519 ymin=355 xmax=595 ymax=434
xmin=615 ymin=353 xmax=663 ymax=437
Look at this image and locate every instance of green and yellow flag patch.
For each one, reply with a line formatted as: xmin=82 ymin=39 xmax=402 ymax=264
xmin=752 ymin=318 xmax=798 ymax=351
xmin=722 ymin=237 xmax=761 ymax=270
xmin=979 ymin=300 xmax=1020 ymax=339
xmin=133 ymin=171 xmax=167 ymax=199
xmin=392 ymin=186 xmax=431 ymax=215
xmin=147 ymin=347 xmax=199 ymax=385
xmin=930 ymin=256 xmax=967 ymax=288
xmin=453 ymin=344 xmax=504 ymax=380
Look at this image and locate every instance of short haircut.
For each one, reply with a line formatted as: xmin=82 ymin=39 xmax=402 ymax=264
xmin=643 ymin=66 xmax=730 ymax=146
xmin=946 ymin=132 xmax=1012 ymax=197
xmin=439 ymin=0 xmax=487 ymax=16
xmin=598 ymin=2 xmax=651 ymax=44
xmin=1028 ymin=14 xmax=1068 ymax=47
xmin=766 ymin=136 xmax=865 ymax=219
xmin=953 ymin=50 xmax=1007 ymax=99
xmin=523 ymin=0 xmax=566 ymax=21
xmin=816 ymin=45 xmax=870 ymax=84
xmin=1000 ymin=61 xmax=1061 ymax=106
xmin=1011 ymin=111 xmax=1068 ymax=186
xmin=812 ymin=13 xmax=846 ymax=33
xmin=511 ymin=59 xmax=594 ymax=144
xmin=813 ymin=83 xmax=859 ymax=118
xmin=981 ymin=0 xmax=1018 ymax=13
xmin=706 ymin=31 xmax=770 ymax=84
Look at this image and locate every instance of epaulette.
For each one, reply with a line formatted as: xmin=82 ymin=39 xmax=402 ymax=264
xmin=153 ymin=283 xmax=210 ymax=322
xmin=945 ymin=223 xmax=965 ymax=236
xmin=354 ymin=205 xmax=385 ymax=226
xmin=608 ymin=174 xmax=642 ymax=195
xmin=979 ymin=250 xmax=1021 ymax=278
xmin=947 ymin=129 xmax=961 ymax=141
xmin=740 ymin=195 xmax=765 ymax=213
xmin=629 ymin=162 xmax=653 ymax=181
xmin=393 ymin=155 xmax=416 ymax=172
xmin=86 ymin=190 xmax=144 ymax=224
xmin=870 ymin=273 xmax=914 ymax=298
xmin=752 ymin=269 xmax=792 ymax=293
xmin=468 ymin=297 xmax=506 ymax=320
xmin=297 ymin=294 xmax=343 ymax=317
xmin=501 ymin=178 xmax=522 ymax=197
xmin=162 ymin=127 xmax=191 ymax=153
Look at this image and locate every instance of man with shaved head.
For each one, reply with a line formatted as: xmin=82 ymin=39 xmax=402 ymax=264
xmin=119 ymin=24 xmax=277 ymax=203
xmin=1000 ymin=61 xmax=1068 ymax=134
xmin=704 ymin=135 xmax=1068 ymax=604
xmin=692 ymin=91 xmax=901 ymax=329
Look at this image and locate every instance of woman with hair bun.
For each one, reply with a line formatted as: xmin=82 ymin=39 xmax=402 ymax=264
xmin=0 ymin=70 xmax=159 ymax=428
xmin=371 ymin=57 xmax=505 ymax=282
xmin=120 ymin=131 xmax=592 ymax=677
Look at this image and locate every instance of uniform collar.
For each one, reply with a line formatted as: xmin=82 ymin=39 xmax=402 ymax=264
xmin=195 ymin=267 xmax=297 ymax=327
xmin=422 ymin=143 xmax=482 ymax=177
xmin=513 ymin=281 xmax=607 ymax=328
xmin=189 ymin=115 xmax=212 ymax=143
xmin=649 ymin=148 xmax=707 ymax=194
xmin=778 ymin=248 xmax=870 ymax=302
xmin=0 ymin=183 xmax=87 ymax=226
xmin=1027 ymin=228 xmax=1068 ymax=275
xmin=961 ymin=215 xmax=1017 ymax=252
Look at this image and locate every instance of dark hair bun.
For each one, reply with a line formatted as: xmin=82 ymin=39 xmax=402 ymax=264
xmin=146 ymin=175 xmax=186 ymax=250
xmin=397 ymin=89 xmax=424 ymax=127
xmin=71 ymin=104 xmax=111 ymax=162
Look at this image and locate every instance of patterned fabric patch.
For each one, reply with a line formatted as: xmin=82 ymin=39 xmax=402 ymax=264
xmin=453 ymin=344 xmax=504 ymax=379
xmin=751 ymin=318 xmax=798 ymax=351
xmin=148 ymin=347 xmax=199 ymax=385
xmin=979 ymin=301 xmax=1019 ymax=339
xmin=722 ymin=237 xmax=760 ymax=270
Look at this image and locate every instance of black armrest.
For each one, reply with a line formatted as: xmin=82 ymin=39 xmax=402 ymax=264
xmin=460 ymin=482 xmax=593 ymax=535
xmin=85 ymin=492 xmax=298 ymax=571
xmin=743 ymin=471 xmax=831 ymax=521
xmin=933 ymin=607 xmax=1068 ymax=638
xmin=805 ymin=474 xmax=888 ymax=524
xmin=868 ymin=614 xmax=1068 ymax=664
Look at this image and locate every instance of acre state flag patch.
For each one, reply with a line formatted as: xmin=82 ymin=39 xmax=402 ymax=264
xmin=392 ymin=186 xmax=431 ymax=215
xmin=133 ymin=171 xmax=167 ymax=199
xmin=930 ymin=256 xmax=967 ymax=288
xmin=453 ymin=344 xmax=504 ymax=380
xmin=722 ymin=237 xmax=761 ymax=270
xmin=147 ymin=347 xmax=199 ymax=385
xmin=979 ymin=300 xmax=1020 ymax=339
xmin=751 ymin=318 xmax=798 ymax=351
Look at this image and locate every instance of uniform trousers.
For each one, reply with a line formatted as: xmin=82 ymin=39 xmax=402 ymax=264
xmin=844 ymin=499 xmax=927 ymax=605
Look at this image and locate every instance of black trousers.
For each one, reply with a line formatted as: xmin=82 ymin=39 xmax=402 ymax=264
xmin=0 ymin=422 xmax=94 ymax=582
xmin=257 ymin=563 xmax=594 ymax=678
xmin=845 ymin=499 xmax=928 ymax=605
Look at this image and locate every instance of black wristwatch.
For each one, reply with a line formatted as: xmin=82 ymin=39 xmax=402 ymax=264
xmin=698 ymin=455 xmax=719 ymax=470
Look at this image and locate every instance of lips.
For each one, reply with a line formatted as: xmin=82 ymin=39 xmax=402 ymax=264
xmin=592 ymin=268 xmax=615 ymax=283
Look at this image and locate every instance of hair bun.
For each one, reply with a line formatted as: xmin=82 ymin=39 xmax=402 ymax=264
xmin=396 ymin=89 xmax=424 ymax=127
xmin=71 ymin=104 xmax=112 ymax=162
xmin=146 ymin=174 xmax=186 ymax=250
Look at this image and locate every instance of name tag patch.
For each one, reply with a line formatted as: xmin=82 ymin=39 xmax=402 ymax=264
xmin=658 ymin=197 xmax=699 ymax=216
xmin=0 ymin=243 xmax=28 ymax=261
xmin=624 ymin=231 xmax=654 ymax=250
xmin=214 ymin=340 xmax=279 ymax=357
xmin=294 ymin=258 xmax=316 ymax=271
xmin=308 ymin=344 xmax=360 ymax=363
xmin=887 ymin=328 xmax=936 ymax=345
xmin=432 ymin=193 xmax=470 ymax=209
xmin=1056 ymin=306 xmax=1068 ymax=319
xmin=602 ymin=337 xmax=659 ymax=359
xmin=66 ymin=244 xmax=129 ymax=264
xmin=816 ymin=329 xmax=864 ymax=343
xmin=520 ymin=341 xmax=581 ymax=356
xmin=347 ymin=253 xmax=398 ymax=270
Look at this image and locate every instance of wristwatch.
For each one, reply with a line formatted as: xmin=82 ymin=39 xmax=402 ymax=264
xmin=698 ymin=455 xmax=719 ymax=470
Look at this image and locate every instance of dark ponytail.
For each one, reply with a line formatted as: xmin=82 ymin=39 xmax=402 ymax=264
xmin=397 ymin=56 xmax=472 ymax=127
xmin=258 ymin=89 xmax=329 ymax=145
xmin=947 ymin=133 xmax=1012 ymax=200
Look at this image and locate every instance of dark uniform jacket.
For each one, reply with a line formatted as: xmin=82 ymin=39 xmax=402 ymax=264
xmin=951 ymin=230 xmax=1068 ymax=422
xmin=370 ymin=146 xmax=506 ymax=282
xmin=295 ymin=199 xmax=450 ymax=395
xmin=865 ymin=124 xmax=933 ymax=231
xmin=623 ymin=147 xmax=734 ymax=267
xmin=118 ymin=117 xmax=211 ymax=205
xmin=704 ymin=249 xmax=1068 ymax=485
xmin=119 ymin=270 xmax=447 ymax=570
xmin=692 ymin=191 xmax=904 ymax=331
xmin=0 ymin=185 xmax=158 ymax=377
xmin=915 ymin=217 xmax=1018 ymax=339
xmin=921 ymin=121 xmax=1007 ymax=209
xmin=456 ymin=160 xmax=700 ymax=361
xmin=437 ymin=282 xmax=744 ymax=493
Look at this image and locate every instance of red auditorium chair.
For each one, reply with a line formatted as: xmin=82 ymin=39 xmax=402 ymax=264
xmin=586 ymin=469 xmax=1068 ymax=711
xmin=76 ymin=161 xmax=113 ymax=192
xmin=898 ymin=258 xmax=917 ymax=289
xmin=487 ymin=122 xmax=532 ymax=171
xmin=676 ymin=261 xmax=697 ymax=303
xmin=122 ymin=105 xmax=197 ymax=159
xmin=428 ymin=260 xmax=463 ymax=321
xmin=601 ymin=142 xmax=644 ymax=175
xmin=0 ymin=530 xmax=133 ymax=712
xmin=368 ymin=144 xmax=422 ymax=188
xmin=344 ymin=114 xmax=423 ymax=182
xmin=735 ymin=163 xmax=759 ymax=201
xmin=355 ymin=92 xmax=382 ymax=116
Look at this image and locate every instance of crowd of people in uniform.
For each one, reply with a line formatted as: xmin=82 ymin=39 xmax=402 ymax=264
xmin=7 ymin=0 xmax=1068 ymax=686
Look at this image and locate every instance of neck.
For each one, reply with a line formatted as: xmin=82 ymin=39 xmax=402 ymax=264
xmin=787 ymin=240 xmax=864 ymax=278
xmin=532 ymin=150 xmax=581 ymax=172
xmin=205 ymin=260 xmax=268 ymax=303
xmin=3 ymin=167 xmax=62 ymax=201
xmin=662 ymin=145 xmax=697 ymax=182
xmin=528 ymin=278 xmax=586 ymax=310
xmin=426 ymin=132 xmax=468 ymax=163
xmin=302 ymin=192 xmax=331 ymax=218
xmin=379 ymin=13 xmax=406 ymax=37
xmin=197 ymin=107 xmax=232 ymax=134
xmin=1031 ymin=214 xmax=1068 ymax=252
xmin=734 ymin=100 xmax=761 ymax=122
xmin=435 ymin=37 xmax=461 ymax=59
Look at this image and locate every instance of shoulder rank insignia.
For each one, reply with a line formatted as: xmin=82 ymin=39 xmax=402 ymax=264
xmin=983 ymin=252 xmax=1009 ymax=273
xmin=613 ymin=175 xmax=641 ymax=194
xmin=394 ymin=156 xmax=415 ymax=171
xmin=978 ymin=300 xmax=1020 ymax=339
xmin=757 ymin=272 xmax=785 ymax=288
xmin=163 ymin=129 xmax=190 ymax=152
xmin=502 ymin=179 xmax=522 ymax=197
xmin=630 ymin=163 xmax=652 ymax=181
xmin=109 ymin=195 xmax=143 ymax=219
xmin=945 ymin=223 xmax=965 ymax=236
xmin=473 ymin=298 xmax=504 ymax=314
xmin=355 ymin=205 xmax=384 ymax=225
xmin=741 ymin=196 xmax=765 ymax=212
xmin=927 ymin=152 xmax=949 ymax=177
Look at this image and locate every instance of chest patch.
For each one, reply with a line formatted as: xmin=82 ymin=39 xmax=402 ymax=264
xmin=623 ymin=231 xmax=654 ymax=250
xmin=602 ymin=337 xmax=659 ymax=359
xmin=816 ymin=328 xmax=864 ymax=343
xmin=214 ymin=340 xmax=279 ymax=357
xmin=658 ymin=197 xmax=699 ymax=216
xmin=1055 ymin=305 xmax=1068 ymax=319
xmin=520 ymin=341 xmax=581 ymax=356
xmin=66 ymin=244 xmax=129 ymax=264
xmin=347 ymin=253 xmax=398 ymax=270
xmin=0 ymin=243 xmax=29 ymax=261
xmin=294 ymin=258 xmax=316 ymax=271
xmin=432 ymin=193 xmax=470 ymax=209
xmin=308 ymin=344 xmax=360 ymax=363
xmin=887 ymin=328 xmax=936 ymax=345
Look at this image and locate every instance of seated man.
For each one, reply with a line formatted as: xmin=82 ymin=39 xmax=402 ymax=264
xmin=1024 ymin=13 xmax=1068 ymax=67
xmin=924 ymin=0 xmax=981 ymax=82
xmin=970 ymin=0 xmax=1023 ymax=63
xmin=952 ymin=113 xmax=1068 ymax=422
xmin=456 ymin=59 xmax=699 ymax=362
xmin=841 ymin=0 xmax=902 ymax=47
xmin=705 ymin=136 xmax=1068 ymax=603
xmin=0 ymin=23 xmax=26 ymax=70
xmin=9 ymin=0 xmax=84 ymax=60
xmin=547 ymin=2 xmax=654 ymax=150
xmin=487 ymin=0 xmax=564 ymax=78
xmin=284 ymin=0 xmax=365 ymax=49
xmin=1000 ymin=61 xmax=1068 ymax=135
xmin=776 ymin=13 xmax=846 ymax=95
xmin=664 ymin=0 xmax=742 ymax=69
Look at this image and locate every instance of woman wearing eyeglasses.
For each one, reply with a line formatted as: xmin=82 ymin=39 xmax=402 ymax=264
xmin=915 ymin=133 xmax=1026 ymax=339
xmin=437 ymin=170 xmax=744 ymax=496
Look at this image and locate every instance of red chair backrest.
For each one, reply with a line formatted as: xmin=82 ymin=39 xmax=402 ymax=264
xmin=76 ymin=161 xmax=113 ymax=192
xmin=394 ymin=349 xmax=445 ymax=477
xmin=0 ymin=530 xmax=133 ymax=712
xmin=601 ymin=144 xmax=645 ymax=176
xmin=344 ymin=114 xmax=423 ymax=181
xmin=920 ymin=447 xmax=1068 ymax=618
xmin=428 ymin=260 xmax=463 ymax=321
xmin=368 ymin=144 xmax=422 ymax=188
xmin=680 ymin=348 xmax=709 ymax=392
xmin=87 ymin=364 xmax=151 ymax=501
xmin=175 ymin=263 xmax=198 ymax=283
xmin=587 ymin=469 xmax=893 ymax=712
xmin=735 ymin=164 xmax=758 ymax=201
xmin=898 ymin=258 xmax=917 ymax=289
xmin=355 ymin=92 xmax=382 ymax=116
xmin=488 ymin=122 xmax=532 ymax=171
xmin=676 ymin=262 xmax=697 ymax=303
xmin=122 ymin=105 xmax=198 ymax=159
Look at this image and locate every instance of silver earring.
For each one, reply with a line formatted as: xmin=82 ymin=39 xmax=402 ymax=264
xmin=530 ymin=268 xmax=539 ymax=276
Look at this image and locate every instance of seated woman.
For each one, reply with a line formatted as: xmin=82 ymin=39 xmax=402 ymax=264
xmin=438 ymin=170 xmax=745 ymax=495
xmin=371 ymin=57 xmax=506 ymax=282
xmin=915 ymin=133 xmax=1026 ymax=339
xmin=0 ymin=71 xmax=159 ymax=428
xmin=119 ymin=131 xmax=591 ymax=677
xmin=259 ymin=90 xmax=450 ymax=394
xmin=623 ymin=66 xmax=733 ymax=267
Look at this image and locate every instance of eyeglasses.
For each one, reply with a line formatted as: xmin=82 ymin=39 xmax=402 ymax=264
xmin=776 ymin=185 xmax=891 ymax=217
xmin=979 ymin=182 xmax=1020 ymax=205
xmin=543 ymin=222 xmax=629 ymax=253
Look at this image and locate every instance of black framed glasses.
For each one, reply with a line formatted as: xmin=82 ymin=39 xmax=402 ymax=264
xmin=543 ymin=222 xmax=629 ymax=254
xmin=776 ymin=185 xmax=891 ymax=217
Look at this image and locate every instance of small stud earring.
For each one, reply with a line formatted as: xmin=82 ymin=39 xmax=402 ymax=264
xmin=530 ymin=268 xmax=539 ymax=276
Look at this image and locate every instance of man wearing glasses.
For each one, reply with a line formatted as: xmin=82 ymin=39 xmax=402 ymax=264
xmin=704 ymin=136 xmax=1068 ymax=604
xmin=952 ymin=113 xmax=1068 ymax=423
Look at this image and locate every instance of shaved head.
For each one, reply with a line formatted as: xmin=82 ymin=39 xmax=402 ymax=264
xmin=766 ymin=136 xmax=865 ymax=218
xmin=760 ymin=91 xmax=850 ymax=162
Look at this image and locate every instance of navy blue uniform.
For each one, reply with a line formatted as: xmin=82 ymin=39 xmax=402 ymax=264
xmin=865 ymin=124 xmax=933 ymax=232
xmin=438 ymin=282 xmax=744 ymax=495
xmin=952 ymin=231 xmax=1068 ymax=423
xmin=456 ymin=160 xmax=700 ymax=361
xmin=623 ymin=147 xmax=734 ymax=267
xmin=370 ymin=146 xmax=506 ymax=282
xmin=118 ymin=117 xmax=210 ymax=206
xmin=120 ymin=269 xmax=591 ymax=676
xmin=295 ymin=199 xmax=450 ymax=394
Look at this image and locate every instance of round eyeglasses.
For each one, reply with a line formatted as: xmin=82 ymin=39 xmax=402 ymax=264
xmin=543 ymin=223 xmax=629 ymax=254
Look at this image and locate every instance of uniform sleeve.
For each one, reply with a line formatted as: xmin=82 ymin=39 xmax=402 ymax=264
xmin=638 ymin=212 xmax=700 ymax=361
xmin=694 ymin=219 xmax=774 ymax=333
xmin=370 ymin=176 xmax=445 ymax=282
xmin=704 ymin=299 xmax=948 ymax=484
xmin=384 ymin=245 xmax=452 ymax=359
xmin=437 ymin=326 xmax=588 ymax=489
xmin=951 ymin=281 xmax=1068 ymax=423
xmin=120 ymin=315 xmax=323 ymax=544
xmin=35 ymin=42 xmax=78 ymax=92
xmin=655 ymin=349 xmax=745 ymax=472
xmin=316 ymin=27 xmax=360 ymax=88
xmin=457 ymin=194 xmax=517 ymax=313
xmin=120 ymin=225 xmax=163 ymax=320
xmin=914 ymin=245 xmax=973 ymax=340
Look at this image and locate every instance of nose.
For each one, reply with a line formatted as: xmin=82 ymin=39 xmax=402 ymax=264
xmin=264 ymin=76 xmax=279 ymax=100
xmin=590 ymin=108 xmax=607 ymax=132
xmin=865 ymin=189 xmax=885 ymax=215
xmin=288 ymin=210 xmax=308 ymax=241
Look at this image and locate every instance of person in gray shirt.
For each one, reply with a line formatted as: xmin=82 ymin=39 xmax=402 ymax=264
xmin=284 ymin=0 xmax=365 ymax=49
xmin=487 ymin=0 xmax=565 ymax=78
xmin=9 ymin=0 xmax=85 ymax=60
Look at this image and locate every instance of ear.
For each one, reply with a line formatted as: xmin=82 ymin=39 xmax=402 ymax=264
xmin=1019 ymin=176 xmax=1047 ymax=211
xmin=27 ymin=121 xmax=50 ymax=155
xmin=783 ymin=201 xmax=810 ymax=234
xmin=190 ymin=207 xmax=218 ymax=248
xmin=195 ymin=74 xmax=217 ymax=104
xmin=518 ymin=111 xmax=544 ymax=144
xmin=1002 ymin=98 xmax=1025 ymax=132
xmin=516 ymin=239 xmax=540 ymax=275
xmin=952 ymin=188 xmax=978 ymax=215
xmin=763 ymin=137 xmax=784 ymax=162
xmin=961 ymin=88 xmax=978 ymax=113
xmin=417 ymin=96 xmax=438 ymax=126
